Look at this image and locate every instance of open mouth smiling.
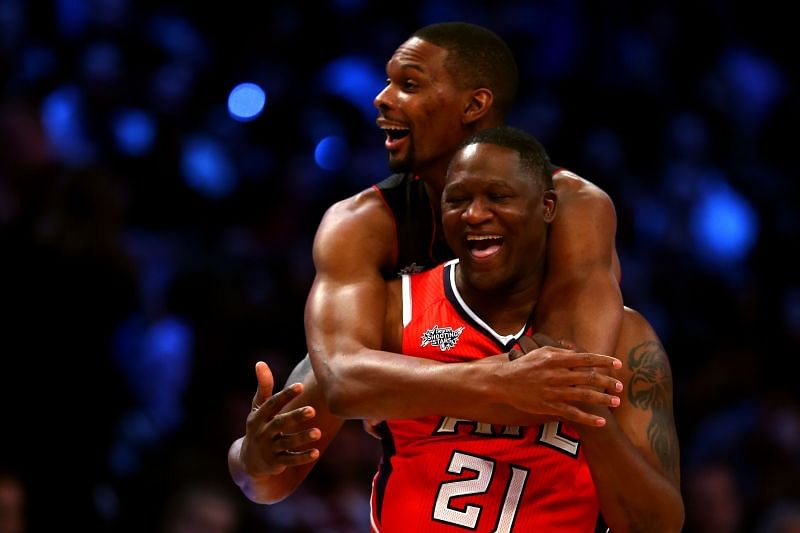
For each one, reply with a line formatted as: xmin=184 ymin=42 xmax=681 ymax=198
xmin=466 ymin=234 xmax=504 ymax=259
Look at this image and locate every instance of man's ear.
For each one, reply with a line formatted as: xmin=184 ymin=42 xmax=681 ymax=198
xmin=463 ymin=88 xmax=493 ymax=125
xmin=543 ymin=190 xmax=557 ymax=223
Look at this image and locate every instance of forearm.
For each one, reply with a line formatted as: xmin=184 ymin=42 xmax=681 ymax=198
xmin=578 ymin=408 xmax=684 ymax=533
xmin=313 ymin=349 xmax=547 ymax=425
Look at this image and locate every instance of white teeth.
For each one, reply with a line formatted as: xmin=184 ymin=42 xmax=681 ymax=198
xmin=466 ymin=235 xmax=502 ymax=241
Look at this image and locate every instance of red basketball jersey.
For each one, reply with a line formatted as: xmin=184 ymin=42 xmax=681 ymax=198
xmin=370 ymin=260 xmax=599 ymax=532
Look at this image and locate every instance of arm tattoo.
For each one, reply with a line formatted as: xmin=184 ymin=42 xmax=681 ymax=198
xmin=627 ymin=341 xmax=679 ymax=481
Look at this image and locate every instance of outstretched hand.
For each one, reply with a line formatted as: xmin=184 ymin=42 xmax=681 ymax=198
xmin=498 ymin=334 xmax=623 ymax=427
xmin=239 ymin=361 xmax=321 ymax=477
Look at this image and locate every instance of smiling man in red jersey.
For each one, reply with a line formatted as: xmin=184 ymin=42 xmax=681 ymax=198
xmin=229 ymin=21 xmax=631 ymax=516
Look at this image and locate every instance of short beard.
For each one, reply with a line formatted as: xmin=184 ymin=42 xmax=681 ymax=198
xmin=388 ymin=144 xmax=414 ymax=173
xmin=388 ymin=157 xmax=410 ymax=173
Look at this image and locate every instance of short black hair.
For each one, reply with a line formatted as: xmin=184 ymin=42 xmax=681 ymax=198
xmin=413 ymin=22 xmax=519 ymax=119
xmin=455 ymin=126 xmax=553 ymax=190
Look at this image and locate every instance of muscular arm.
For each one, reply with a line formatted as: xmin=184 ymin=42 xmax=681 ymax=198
xmin=576 ymin=308 xmax=684 ymax=533
xmin=305 ymin=191 xmax=517 ymax=421
xmin=535 ymin=171 xmax=623 ymax=355
xmin=305 ymin=189 xmax=621 ymax=425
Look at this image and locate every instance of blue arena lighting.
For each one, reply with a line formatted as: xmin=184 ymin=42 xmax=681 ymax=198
xmin=41 ymin=85 xmax=94 ymax=165
xmin=113 ymin=109 xmax=156 ymax=156
xmin=314 ymin=136 xmax=349 ymax=171
xmin=321 ymin=55 xmax=384 ymax=120
xmin=227 ymin=82 xmax=266 ymax=122
xmin=181 ymin=137 xmax=238 ymax=199
xmin=330 ymin=0 xmax=366 ymax=11
xmin=690 ymin=184 xmax=759 ymax=264
xmin=55 ymin=0 xmax=90 ymax=37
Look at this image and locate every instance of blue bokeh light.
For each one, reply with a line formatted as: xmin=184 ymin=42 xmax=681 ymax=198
xmin=227 ymin=82 xmax=267 ymax=122
xmin=321 ymin=55 xmax=384 ymax=120
xmin=314 ymin=136 xmax=349 ymax=171
xmin=41 ymin=84 xmax=94 ymax=165
xmin=690 ymin=183 xmax=759 ymax=264
xmin=113 ymin=109 xmax=156 ymax=156
xmin=181 ymin=136 xmax=238 ymax=199
xmin=55 ymin=0 xmax=90 ymax=37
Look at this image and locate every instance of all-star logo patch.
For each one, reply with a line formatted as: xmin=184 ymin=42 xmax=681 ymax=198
xmin=421 ymin=324 xmax=465 ymax=351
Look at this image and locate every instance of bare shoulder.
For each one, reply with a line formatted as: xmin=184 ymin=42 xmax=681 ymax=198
xmin=314 ymin=186 xmax=397 ymax=277
xmin=319 ymin=186 xmax=393 ymax=231
xmin=545 ymin=168 xmax=618 ymax=270
xmin=552 ymin=168 xmax=613 ymax=206
xmin=618 ymin=307 xmax=661 ymax=347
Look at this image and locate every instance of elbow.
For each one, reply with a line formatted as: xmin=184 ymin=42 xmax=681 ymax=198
xmin=657 ymin=492 xmax=686 ymax=533
xmin=251 ymin=485 xmax=293 ymax=505
xmin=668 ymin=501 xmax=686 ymax=533
xmin=309 ymin=351 xmax=363 ymax=418
xmin=324 ymin=380 xmax=358 ymax=418
xmin=239 ymin=473 xmax=305 ymax=505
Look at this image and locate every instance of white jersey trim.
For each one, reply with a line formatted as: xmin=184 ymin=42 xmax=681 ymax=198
xmin=401 ymin=273 xmax=412 ymax=327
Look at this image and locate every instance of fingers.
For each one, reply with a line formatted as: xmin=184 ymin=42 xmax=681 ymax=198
xmin=507 ymin=348 xmax=523 ymax=361
xmin=250 ymin=384 xmax=305 ymax=427
xmin=273 ymin=427 xmax=322 ymax=455
xmin=271 ymin=447 xmax=320 ymax=467
xmin=558 ymin=386 xmax=621 ymax=409
xmin=512 ymin=345 xmax=622 ymax=371
xmin=517 ymin=335 xmax=539 ymax=353
xmin=552 ymin=403 xmax=608 ymax=427
xmin=562 ymin=352 xmax=622 ymax=370
xmin=551 ymin=367 xmax=623 ymax=392
xmin=242 ymin=402 xmax=321 ymax=475
xmin=253 ymin=361 xmax=275 ymax=408
xmin=268 ymin=408 xmax=321 ymax=464
xmin=264 ymin=426 xmax=321 ymax=469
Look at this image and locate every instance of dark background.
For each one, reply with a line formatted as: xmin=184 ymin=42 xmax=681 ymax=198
xmin=1 ymin=1 xmax=798 ymax=531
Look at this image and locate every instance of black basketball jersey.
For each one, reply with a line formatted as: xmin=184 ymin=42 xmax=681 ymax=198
xmin=371 ymin=173 xmax=454 ymax=278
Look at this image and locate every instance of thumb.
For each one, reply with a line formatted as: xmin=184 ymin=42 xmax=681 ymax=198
xmin=254 ymin=361 xmax=275 ymax=405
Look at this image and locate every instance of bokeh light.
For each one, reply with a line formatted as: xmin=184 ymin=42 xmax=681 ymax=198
xmin=227 ymin=82 xmax=266 ymax=122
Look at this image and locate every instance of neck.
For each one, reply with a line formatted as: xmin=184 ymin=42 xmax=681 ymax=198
xmin=455 ymin=266 xmax=542 ymax=336
xmin=417 ymin=163 xmax=448 ymax=204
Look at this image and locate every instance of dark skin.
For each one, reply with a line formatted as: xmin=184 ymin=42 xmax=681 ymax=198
xmin=230 ymin=34 xmax=623 ymax=502
xmin=231 ymin=141 xmax=683 ymax=532
xmin=305 ymin=37 xmax=622 ymax=421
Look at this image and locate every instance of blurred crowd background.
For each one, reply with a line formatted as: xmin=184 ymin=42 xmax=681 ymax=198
xmin=1 ymin=1 xmax=799 ymax=532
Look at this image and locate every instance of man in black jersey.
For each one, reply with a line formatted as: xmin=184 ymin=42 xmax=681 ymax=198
xmin=229 ymin=22 xmax=625 ymax=505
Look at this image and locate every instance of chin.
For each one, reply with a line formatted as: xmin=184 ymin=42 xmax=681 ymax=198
xmin=389 ymin=157 xmax=411 ymax=173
